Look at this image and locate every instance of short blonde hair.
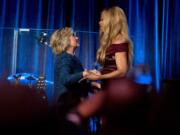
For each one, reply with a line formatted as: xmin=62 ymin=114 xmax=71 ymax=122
xmin=50 ymin=27 xmax=73 ymax=54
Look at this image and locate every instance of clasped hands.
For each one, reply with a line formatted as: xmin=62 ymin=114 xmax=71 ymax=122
xmin=81 ymin=69 xmax=101 ymax=81
xmin=81 ymin=69 xmax=102 ymax=91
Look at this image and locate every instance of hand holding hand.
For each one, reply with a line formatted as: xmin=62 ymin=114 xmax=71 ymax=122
xmin=89 ymin=69 xmax=101 ymax=76
xmin=80 ymin=69 xmax=101 ymax=82
xmin=85 ymin=73 xmax=101 ymax=81
xmin=83 ymin=69 xmax=90 ymax=77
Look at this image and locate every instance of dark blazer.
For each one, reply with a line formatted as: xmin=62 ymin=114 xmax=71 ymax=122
xmin=54 ymin=52 xmax=90 ymax=101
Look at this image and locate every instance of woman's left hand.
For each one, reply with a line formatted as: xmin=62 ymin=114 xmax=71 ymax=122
xmin=89 ymin=69 xmax=101 ymax=76
xmin=86 ymin=73 xmax=101 ymax=81
xmin=79 ymin=72 xmax=101 ymax=82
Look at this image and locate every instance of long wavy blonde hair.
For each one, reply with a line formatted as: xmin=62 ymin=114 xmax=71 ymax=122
xmin=97 ymin=6 xmax=133 ymax=68
xmin=50 ymin=27 xmax=73 ymax=55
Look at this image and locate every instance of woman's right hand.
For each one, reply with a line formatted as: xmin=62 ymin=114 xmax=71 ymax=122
xmin=91 ymin=82 xmax=101 ymax=93
xmin=91 ymin=82 xmax=101 ymax=89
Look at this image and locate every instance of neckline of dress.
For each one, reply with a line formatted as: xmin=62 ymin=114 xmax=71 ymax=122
xmin=110 ymin=42 xmax=128 ymax=46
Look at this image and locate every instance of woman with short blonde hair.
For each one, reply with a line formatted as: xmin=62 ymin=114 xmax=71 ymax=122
xmin=50 ymin=27 xmax=73 ymax=55
xmin=50 ymin=27 xmax=91 ymax=134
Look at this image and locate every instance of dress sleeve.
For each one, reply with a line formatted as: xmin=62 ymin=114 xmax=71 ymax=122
xmin=107 ymin=43 xmax=128 ymax=55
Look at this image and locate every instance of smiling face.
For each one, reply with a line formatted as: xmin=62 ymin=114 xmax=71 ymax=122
xmin=69 ymin=32 xmax=79 ymax=48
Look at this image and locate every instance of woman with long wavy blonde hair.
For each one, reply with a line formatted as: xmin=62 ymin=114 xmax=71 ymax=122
xmin=97 ymin=6 xmax=133 ymax=68
xmin=85 ymin=6 xmax=133 ymax=81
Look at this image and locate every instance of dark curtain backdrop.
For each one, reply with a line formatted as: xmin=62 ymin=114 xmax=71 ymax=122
xmin=0 ymin=0 xmax=179 ymax=98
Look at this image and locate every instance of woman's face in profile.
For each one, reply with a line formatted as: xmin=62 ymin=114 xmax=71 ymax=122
xmin=69 ymin=32 xmax=79 ymax=48
xmin=99 ymin=17 xmax=104 ymax=31
xmin=99 ymin=12 xmax=110 ymax=32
